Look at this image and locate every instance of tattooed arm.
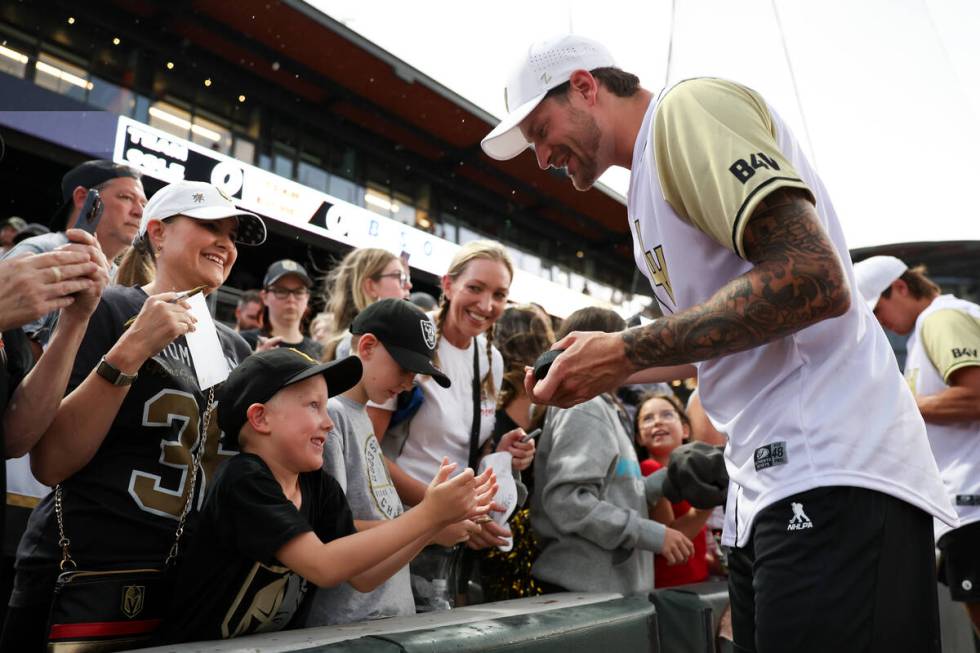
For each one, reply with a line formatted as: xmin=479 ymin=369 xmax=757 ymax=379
xmin=623 ymin=188 xmax=850 ymax=368
xmin=527 ymin=188 xmax=851 ymax=407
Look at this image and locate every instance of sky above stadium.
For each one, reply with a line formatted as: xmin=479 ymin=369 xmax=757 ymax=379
xmin=306 ymin=0 xmax=980 ymax=250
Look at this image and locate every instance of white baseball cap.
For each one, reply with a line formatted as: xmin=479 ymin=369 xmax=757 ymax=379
xmin=480 ymin=34 xmax=616 ymax=161
xmin=139 ymin=180 xmax=266 ymax=246
xmin=853 ymin=256 xmax=908 ymax=310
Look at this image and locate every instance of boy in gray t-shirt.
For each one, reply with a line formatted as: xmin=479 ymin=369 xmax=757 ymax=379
xmin=307 ymin=298 xmax=454 ymax=625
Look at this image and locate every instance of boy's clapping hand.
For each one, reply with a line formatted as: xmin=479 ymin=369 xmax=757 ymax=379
xmin=469 ymin=466 xmax=497 ymax=520
xmin=423 ymin=457 xmax=496 ymax=525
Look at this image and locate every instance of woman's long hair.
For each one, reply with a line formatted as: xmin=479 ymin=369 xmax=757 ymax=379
xmin=321 ymin=248 xmax=399 ymax=360
xmin=494 ymin=305 xmax=554 ymax=411
xmin=115 ymin=234 xmax=156 ymax=287
xmin=432 ymin=240 xmax=514 ymax=397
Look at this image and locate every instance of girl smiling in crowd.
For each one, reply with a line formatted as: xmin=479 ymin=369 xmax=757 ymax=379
xmin=636 ymin=393 xmax=713 ymax=587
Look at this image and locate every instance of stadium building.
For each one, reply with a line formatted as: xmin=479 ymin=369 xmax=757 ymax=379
xmin=0 ymin=0 xmax=651 ymax=323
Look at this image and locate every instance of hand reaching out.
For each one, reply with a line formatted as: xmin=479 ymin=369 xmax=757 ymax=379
xmin=423 ymin=457 xmax=492 ymax=526
xmin=660 ymin=527 xmax=694 ymax=565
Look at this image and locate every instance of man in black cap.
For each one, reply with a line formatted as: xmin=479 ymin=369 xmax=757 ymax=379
xmin=1 ymin=160 xmax=146 ymax=347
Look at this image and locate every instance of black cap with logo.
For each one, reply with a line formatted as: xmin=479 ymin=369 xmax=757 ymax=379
xmin=351 ymin=298 xmax=451 ymax=388
xmin=53 ymin=160 xmax=142 ymax=230
xmin=217 ymin=348 xmax=362 ymax=439
xmin=263 ymin=259 xmax=313 ymax=288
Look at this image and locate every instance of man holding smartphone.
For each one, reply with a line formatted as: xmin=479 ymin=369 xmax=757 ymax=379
xmin=1 ymin=160 xmax=145 ymax=348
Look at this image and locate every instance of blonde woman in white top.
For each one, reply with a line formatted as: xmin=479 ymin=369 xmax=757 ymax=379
xmin=374 ymin=240 xmax=534 ymax=549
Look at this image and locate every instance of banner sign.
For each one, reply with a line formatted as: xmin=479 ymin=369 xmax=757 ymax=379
xmin=112 ymin=116 xmax=615 ymax=317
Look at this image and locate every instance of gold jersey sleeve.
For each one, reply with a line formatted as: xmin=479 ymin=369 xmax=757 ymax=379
xmin=653 ymin=78 xmax=815 ymax=258
xmin=920 ymin=308 xmax=980 ymax=383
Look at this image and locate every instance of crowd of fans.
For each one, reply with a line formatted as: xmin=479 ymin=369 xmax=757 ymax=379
xmin=3 ymin=153 xmax=976 ymax=653
xmin=0 ymin=161 xmax=729 ymax=650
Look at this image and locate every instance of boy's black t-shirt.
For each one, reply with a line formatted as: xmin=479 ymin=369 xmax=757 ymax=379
xmin=239 ymin=329 xmax=324 ymax=360
xmin=158 ymin=453 xmax=356 ymax=643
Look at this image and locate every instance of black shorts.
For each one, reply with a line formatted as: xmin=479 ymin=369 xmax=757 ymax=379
xmin=726 ymin=486 xmax=940 ymax=653
xmin=937 ymin=519 xmax=980 ymax=602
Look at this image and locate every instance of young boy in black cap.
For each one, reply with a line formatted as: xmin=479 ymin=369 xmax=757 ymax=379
xmin=157 ymin=349 xmax=494 ymax=643
xmin=307 ymin=298 xmax=479 ymax=625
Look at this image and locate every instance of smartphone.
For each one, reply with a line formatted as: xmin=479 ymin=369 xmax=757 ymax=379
xmin=75 ymin=189 xmax=103 ymax=234
xmin=521 ymin=428 xmax=542 ymax=442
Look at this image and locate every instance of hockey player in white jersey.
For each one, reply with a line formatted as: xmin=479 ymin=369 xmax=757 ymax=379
xmin=482 ymin=34 xmax=955 ymax=653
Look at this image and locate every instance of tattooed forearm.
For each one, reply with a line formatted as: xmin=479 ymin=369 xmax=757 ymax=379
xmin=623 ymin=188 xmax=851 ymax=369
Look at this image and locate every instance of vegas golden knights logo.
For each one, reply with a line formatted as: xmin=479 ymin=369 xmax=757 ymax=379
xmin=644 ymin=245 xmax=674 ymax=304
xmin=121 ymin=585 xmax=145 ymax=619
xmin=633 ymin=219 xmax=674 ymax=304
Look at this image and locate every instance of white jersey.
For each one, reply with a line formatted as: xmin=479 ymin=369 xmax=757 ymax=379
xmin=904 ymin=294 xmax=980 ymax=540
xmin=627 ymin=78 xmax=955 ymax=547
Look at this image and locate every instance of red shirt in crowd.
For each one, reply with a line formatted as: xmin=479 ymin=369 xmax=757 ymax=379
xmin=641 ymin=458 xmax=709 ymax=588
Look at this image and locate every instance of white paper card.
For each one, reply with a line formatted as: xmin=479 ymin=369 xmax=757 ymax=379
xmin=478 ymin=452 xmax=518 ymax=552
xmin=184 ymin=292 xmax=230 ymax=390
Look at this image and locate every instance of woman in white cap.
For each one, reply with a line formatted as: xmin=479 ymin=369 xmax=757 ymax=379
xmin=0 ymin=181 xmax=265 ymax=651
xmin=239 ymin=258 xmax=322 ymax=359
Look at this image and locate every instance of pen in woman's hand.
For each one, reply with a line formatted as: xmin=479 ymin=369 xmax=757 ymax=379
xmin=123 ymin=285 xmax=207 ymax=328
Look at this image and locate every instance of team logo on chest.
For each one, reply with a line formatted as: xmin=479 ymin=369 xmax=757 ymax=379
xmin=633 ymin=219 xmax=674 ymax=304
xmin=904 ymin=368 xmax=919 ymax=394
xmin=365 ymin=437 xmax=401 ymax=519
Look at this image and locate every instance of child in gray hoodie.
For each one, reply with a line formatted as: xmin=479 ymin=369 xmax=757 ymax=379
xmin=531 ymin=308 xmax=694 ymax=594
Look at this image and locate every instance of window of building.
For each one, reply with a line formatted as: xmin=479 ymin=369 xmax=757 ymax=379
xmin=233 ymin=137 xmax=255 ymax=164
xmin=364 ymin=185 xmax=398 ymax=219
xmin=191 ymin=113 xmax=232 ymax=154
xmin=393 ymin=191 xmax=416 ymax=228
xmin=148 ymin=100 xmax=192 ymax=139
xmin=328 ymin=174 xmax=362 ymax=206
xmin=34 ymin=52 xmax=90 ymax=102
xmin=518 ymin=251 xmax=543 ymax=276
xmin=414 ymin=208 xmax=435 ymax=233
xmin=298 ymin=160 xmax=329 ymax=192
xmin=273 ymin=145 xmax=295 ymax=179
xmin=458 ymin=224 xmax=484 ymax=245
xmin=133 ymin=94 xmax=151 ymax=123
xmin=553 ymin=267 xmax=570 ymax=288
xmin=436 ymin=219 xmax=458 ymax=243
xmin=0 ymin=42 xmax=29 ymax=79
xmin=87 ymin=74 xmax=136 ymax=115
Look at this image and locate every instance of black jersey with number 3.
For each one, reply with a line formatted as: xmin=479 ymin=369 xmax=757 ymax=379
xmin=11 ymin=285 xmax=252 ymax=608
